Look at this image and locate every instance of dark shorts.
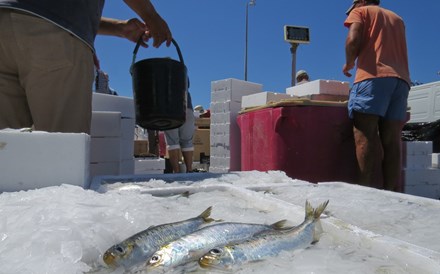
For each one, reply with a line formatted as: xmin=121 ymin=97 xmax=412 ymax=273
xmin=348 ymin=77 xmax=410 ymax=121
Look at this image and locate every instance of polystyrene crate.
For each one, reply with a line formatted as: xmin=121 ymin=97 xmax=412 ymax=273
xmin=0 ymin=131 xmax=90 ymax=192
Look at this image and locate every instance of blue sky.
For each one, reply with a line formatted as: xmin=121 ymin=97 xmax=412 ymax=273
xmin=95 ymin=0 xmax=440 ymax=110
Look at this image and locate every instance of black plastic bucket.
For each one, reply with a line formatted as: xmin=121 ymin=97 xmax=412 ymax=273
xmin=130 ymin=38 xmax=187 ymax=130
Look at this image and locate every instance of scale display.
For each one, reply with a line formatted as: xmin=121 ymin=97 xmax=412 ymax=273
xmin=284 ymin=25 xmax=310 ymax=44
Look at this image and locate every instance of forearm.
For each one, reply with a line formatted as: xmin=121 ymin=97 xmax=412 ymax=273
xmin=98 ymin=17 xmax=125 ymax=37
xmin=123 ymin=0 xmax=160 ymax=25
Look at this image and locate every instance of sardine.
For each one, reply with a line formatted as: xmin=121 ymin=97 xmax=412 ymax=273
xmin=198 ymin=200 xmax=329 ymax=270
xmin=146 ymin=219 xmax=287 ymax=270
xmin=103 ymin=206 xmax=215 ymax=269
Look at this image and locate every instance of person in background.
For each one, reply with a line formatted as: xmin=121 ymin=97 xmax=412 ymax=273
xmin=343 ymin=0 xmax=410 ymax=191
xmin=95 ymin=70 xmax=118 ymax=95
xmin=0 ymin=0 xmax=172 ymax=134
xmin=164 ymin=92 xmax=195 ymax=173
xmin=295 ymin=70 xmax=310 ymax=85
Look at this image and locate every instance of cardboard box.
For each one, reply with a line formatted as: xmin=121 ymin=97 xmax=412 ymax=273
xmin=134 ymin=140 xmax=150 ymax=157
xmin=0 ymin=131 xmax=90 ymax=192
xmin=195 ymin=118 xmax=211 ymax=129
xmin=193 ymin=128 xmax=210 ymax=162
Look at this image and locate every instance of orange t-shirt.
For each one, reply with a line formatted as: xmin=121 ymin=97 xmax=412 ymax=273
xmin=344 ymin=6 xmax=411 ymax=86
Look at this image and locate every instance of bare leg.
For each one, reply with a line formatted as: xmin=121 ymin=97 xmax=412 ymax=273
xmin=352 ymin=112 xmax=380 ymax=186
xmin=379 ymin=119 xmax=403 ymax=191
xmin=182 ymin=150 xmax=193 ymax=173
xmin=168 ymin=149 xmax=181 ymax=173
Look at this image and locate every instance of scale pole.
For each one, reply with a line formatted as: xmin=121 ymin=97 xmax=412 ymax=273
xmin=290 ymin=43 xmax=299 ymax=86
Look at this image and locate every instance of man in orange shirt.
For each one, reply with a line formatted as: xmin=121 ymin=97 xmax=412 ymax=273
xmin=343 ymin=0 xmax=410 ymax=191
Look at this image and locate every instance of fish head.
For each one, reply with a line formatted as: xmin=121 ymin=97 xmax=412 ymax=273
xmin=146 ymin=245 xmax=177 ymax=269
xmin=198 ymin=246 xmax=234 ymax=270
xmin=103 ymin=242 xmax=135 ymax=268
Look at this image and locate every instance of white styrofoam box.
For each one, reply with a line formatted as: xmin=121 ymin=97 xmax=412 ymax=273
xmin=286 ymin=79 xmax=350 ymax=96
xmin=407 ymin=81 xmax=440 ymax=123
xmin=404 ymin=184 xmax=440 ymax=200
xmin=91 ymin=111 xmax=121 ymax=137
xmin=120 ymin=158 xmax=135 ymax=175
xmin=404 ymin=168 xmax=440 ymax=186
xmin=210 ymin=113 xmax=231 ymax=124
xmin=404 ymin=154 xmax=433 ymax=169
xmin=90 ymin=162 xmax=119 ymax=177
xmin=432 ymin=153 xmax=440 ymax=168
xmin=211 ymin=123 xmax=232 ymax=137
xmin=403 ymin=141 xmax=433 ymax=155
xmin=90 ymin=159 xmax=135 ymax=178
xmin=210 ymin=100 xmax=243 ymax=114
xmin=134 ymin=157 xmax=165 ymax=174
xmin=404 ymin=169 xmax=440 ymax=199
xmin=92 ymin=93 xmax=135 ymax=118
xmin=90 ymin=137 xmax=121 ymax=163
xmin=0 ymin=131 xmax=90 ymax=192
xmin=241 ymin=92 xmax=293 ymax=108
xmin=120 ymin=118 xmax=135 ymax=160
xmin=211 ymin=78 xmax=263 ymax=102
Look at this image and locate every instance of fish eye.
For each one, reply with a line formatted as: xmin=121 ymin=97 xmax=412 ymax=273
xmin=114 ymin=245 xmax=125 ymax=254
xmin=149 ymin=254 xmax=161 ymax=264
xmin=210 ymin=248 xmax=222 ymax=255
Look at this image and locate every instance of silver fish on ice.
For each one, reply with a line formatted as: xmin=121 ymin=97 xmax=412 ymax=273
xmin=146 ymin=219 xmax=288 ymax=271
xmin=199 ymin=200 xmax=329 ymax=270
xmin=103 ymin=206 xmax=215 ymax=270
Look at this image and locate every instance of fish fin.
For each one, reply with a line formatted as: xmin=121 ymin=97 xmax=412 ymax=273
xmin=313 ymin=200 xmax=329 ymax=220
xmin=304 ymin=200 xmax=329 ymax=221
xmin=270 ymin=219 xmax=288 ymax=230
xmin=198 ymin=206 xmax=218 ymax=223
xmin=180 ymin=191 xmax=191 ymax=198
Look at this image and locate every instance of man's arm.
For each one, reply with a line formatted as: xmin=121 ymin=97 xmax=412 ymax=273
xmin=98 ymin=17 xmax=147 ymax=44
xmin=123 ymin=0 xmax=172 ymax=47
xmin=343 ymin=22 xmax=362 ymax=77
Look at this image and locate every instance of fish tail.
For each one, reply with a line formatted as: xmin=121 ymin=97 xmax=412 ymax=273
xmin=305 ymin=200 xmax=329 ymax=244
xmin=305 ymin=200 xmax=329 ymax=221
xmin=199 ymin=206 xmax=217 ymax=223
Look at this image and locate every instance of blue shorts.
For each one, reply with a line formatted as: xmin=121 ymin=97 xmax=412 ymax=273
xmin=164 ymin=108 xmax=195 ymax=151
xmin=348 ymin=77 xmax=410 ymax=121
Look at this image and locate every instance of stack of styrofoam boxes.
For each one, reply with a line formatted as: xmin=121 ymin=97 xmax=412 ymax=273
xmin=0 ymin=130 xmax=90 ymax=192
xmin=241 ymin=92 xmax=293 ymax=109
xmin=403 ymin=141 xmax=440 ymax=199
xmin=210 ymin=78 xmax=263 ymax=173
xmin=134 ymin=157 xmax=165 ymax=174
xmin=91 ymin=93 xmax=135 ymax=177
xmin=285 ymin=79 xmax=350 ymax=97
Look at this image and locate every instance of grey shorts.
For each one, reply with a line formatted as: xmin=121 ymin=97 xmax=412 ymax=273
xmin=164 ymin=108 xmax=195 ymax=151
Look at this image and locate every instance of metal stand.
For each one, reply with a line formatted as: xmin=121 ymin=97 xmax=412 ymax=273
xmin=290 ymin=43 xmax=299 ymax=86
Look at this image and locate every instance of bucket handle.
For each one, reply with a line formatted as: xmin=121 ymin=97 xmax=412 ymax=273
xmin=131 ymin=36 xmax=185 ymax=69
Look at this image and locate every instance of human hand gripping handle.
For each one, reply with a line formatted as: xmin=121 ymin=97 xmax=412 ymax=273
xmin=123 ymin=0 xmax=172 ymax=48
xmin=343 ymin=62 xmax=354 ymax=77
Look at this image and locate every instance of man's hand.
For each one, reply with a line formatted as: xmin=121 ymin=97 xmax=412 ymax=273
xmin=343 ymin=62 xmax=355 ymax=77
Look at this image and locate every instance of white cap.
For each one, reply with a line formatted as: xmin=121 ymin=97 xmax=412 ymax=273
xmin=295 ymin=70 xmax=308 ymax=79
xmin=194 ymin=105 xmax=204 ymax=112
